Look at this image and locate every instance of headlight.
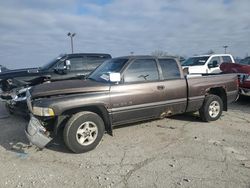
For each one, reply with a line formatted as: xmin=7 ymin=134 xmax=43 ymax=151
xmin=33 ymin=107 xmax=55 ymax=117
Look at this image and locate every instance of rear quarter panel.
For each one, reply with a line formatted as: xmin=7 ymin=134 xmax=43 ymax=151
xmin=186 ymin=73 xmax=238 ymax=112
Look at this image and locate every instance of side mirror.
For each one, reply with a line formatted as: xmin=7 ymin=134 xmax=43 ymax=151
xmin=54 ymin=60 xmax=70 ymax=74
xmin=109 ymin=73 xmax=121 ymax=83
xmin=64 ymin=60 xmax=71 ymax=70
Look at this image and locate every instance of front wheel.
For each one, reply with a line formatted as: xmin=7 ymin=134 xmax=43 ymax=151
xmin=199 ymin=94 xmax=223 ymax=122
xmin=63 ymin=111 xmax=105 ymax=153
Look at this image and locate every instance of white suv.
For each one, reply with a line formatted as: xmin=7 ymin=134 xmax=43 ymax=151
xmin=182 ymin=54 xmax=235 ymax=74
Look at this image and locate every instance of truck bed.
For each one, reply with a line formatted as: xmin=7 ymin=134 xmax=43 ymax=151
xmin=186 ymin=73 xmax=238 ymax=112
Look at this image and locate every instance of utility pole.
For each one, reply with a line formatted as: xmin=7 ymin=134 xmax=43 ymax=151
xmin=67 ymin=32 xmax=76 ymax=54
xmin=223 ymin=45 xmax=228 ymax=54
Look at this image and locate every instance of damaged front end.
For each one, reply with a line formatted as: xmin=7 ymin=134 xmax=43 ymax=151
xmin=25 ymin=93 xmax=56 ymax=148
xmin=25 ymin=116 xmax=52 ymax=148
xmin=0 ymin=78 xmax=28 ymax=92
xmin=1 ymin=87 xmax=30 ymax=114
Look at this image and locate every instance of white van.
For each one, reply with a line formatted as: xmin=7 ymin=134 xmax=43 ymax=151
xmin=182 ymin=54 xmax=235 ymax=74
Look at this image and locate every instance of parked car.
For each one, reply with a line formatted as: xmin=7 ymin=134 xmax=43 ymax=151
xmin=25 ymin=55 xmax=238 ymax=153
xmin=220 ymin=56 xmax=250 ymax=96
xmin=0 ymin=65 xmax=8 ymax=73
xmin=0 ymin=53 xmax=111 ymax=114
xmin=182 ymin=54 xmax=235 ymax=74
xmin=0 ymin=53 xmax=111 ymax=93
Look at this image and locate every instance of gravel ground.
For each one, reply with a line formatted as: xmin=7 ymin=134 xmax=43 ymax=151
xmin=0 ymin=96 xmax=249 ymax=188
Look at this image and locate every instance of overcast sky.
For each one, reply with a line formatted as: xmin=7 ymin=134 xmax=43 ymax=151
xmin=0 ymin=0 xmax=249 ymax=68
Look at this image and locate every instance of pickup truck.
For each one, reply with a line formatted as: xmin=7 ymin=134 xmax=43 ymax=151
xmin=25 ymin=56 xmax=239 ymax=153
xmin=0 ymin=53 xmax=111 ymax=92
xmin=220 ymin=56 xmax=250 ymax=96
xmin=182 ymin=54 xmax=235 ymax=74
xmin=0 ymin=53 xmax=111 ymax=114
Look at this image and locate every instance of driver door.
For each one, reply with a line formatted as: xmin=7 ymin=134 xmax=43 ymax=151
xmin=110 ymin=58 xmax=164 ymax=126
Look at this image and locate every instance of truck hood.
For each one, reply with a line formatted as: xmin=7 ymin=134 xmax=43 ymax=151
xmin=30 ymin=79 xmax=110 ymax=98
xmin=0 ymin=68 xmax=39 ymax=80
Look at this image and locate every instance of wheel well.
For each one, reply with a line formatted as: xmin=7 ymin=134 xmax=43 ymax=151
xmin=61 ymin=106 xmax=112 ymax=135
xmin=207 ymin=87 xmax=227 ymax=111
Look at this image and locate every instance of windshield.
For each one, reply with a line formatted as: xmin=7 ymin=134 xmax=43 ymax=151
xmin=88 ymin=58 xmax=128 ymax=82
xmin=182 ymin=56 xmax=210 ymax=66
xmin=40 ymin=55 xmax=65 ymax=70
xmin=239 ymin=57 xmax=250 ymax=65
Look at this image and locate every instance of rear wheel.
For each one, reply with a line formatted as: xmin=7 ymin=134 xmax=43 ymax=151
xmin=199 ymin=94 xmax=223 ymax=122
xmin=63 ymin=111 xmax=105 ymax=153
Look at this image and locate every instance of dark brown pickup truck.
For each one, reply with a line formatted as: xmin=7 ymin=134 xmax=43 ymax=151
xmin=25 ymin=56 xmax=239 ymax=153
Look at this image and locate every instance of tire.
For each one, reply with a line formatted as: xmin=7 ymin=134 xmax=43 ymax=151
xmin=199 ymin=94 xmax=223 ymax=122
xmin=63 ymin=111 xmax=105 ymax=153
xmin=5 ymin=103 xmax=14 ymax=114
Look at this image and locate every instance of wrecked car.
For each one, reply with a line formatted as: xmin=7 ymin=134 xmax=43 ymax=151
xmin=220 ymin=56 xmax=250 ymax=96
xmin=0 ymin=53 xmax=111 ymax=92
xmin=0 ymin=53 xmax=111 ymax=113
xmin=25 ymin=56 xmax=238 ymax=153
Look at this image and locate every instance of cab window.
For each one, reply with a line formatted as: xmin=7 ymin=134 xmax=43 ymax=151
xmin=158 ymin=59 xmax=180 ymax=80
xmin=222 ymin=56 xmax=233 ymax=63
xmin=124 ymin=59 xmax=159 ymax=83
xmin=208 ymin=57 xmax=221 ymax=67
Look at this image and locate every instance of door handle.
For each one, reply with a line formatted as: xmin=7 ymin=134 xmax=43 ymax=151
xmin=157 ymin=85 xmax=165 ymax=90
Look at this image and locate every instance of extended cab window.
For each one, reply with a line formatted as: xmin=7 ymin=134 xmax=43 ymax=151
xmin=222 ymin=56 xmax=233 ymax=63
xmin=158 ymin=59 xmax=180 ymax=80
xmin=124 ymin=59 xmax=159 ymax=83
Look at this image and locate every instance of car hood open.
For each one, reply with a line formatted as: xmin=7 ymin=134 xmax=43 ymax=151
xmin=30 ymin=79 xmax=110 ymax=98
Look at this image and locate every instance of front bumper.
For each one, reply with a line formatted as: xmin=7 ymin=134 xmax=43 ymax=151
xmin=239 ymin=87 xmax=250 ymax=97
xmin=25 ymin=116 xmax=52 ymax=148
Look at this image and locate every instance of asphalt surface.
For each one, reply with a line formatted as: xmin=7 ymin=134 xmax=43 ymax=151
xmin=0 ymin=96 xmax=249 ymax=188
